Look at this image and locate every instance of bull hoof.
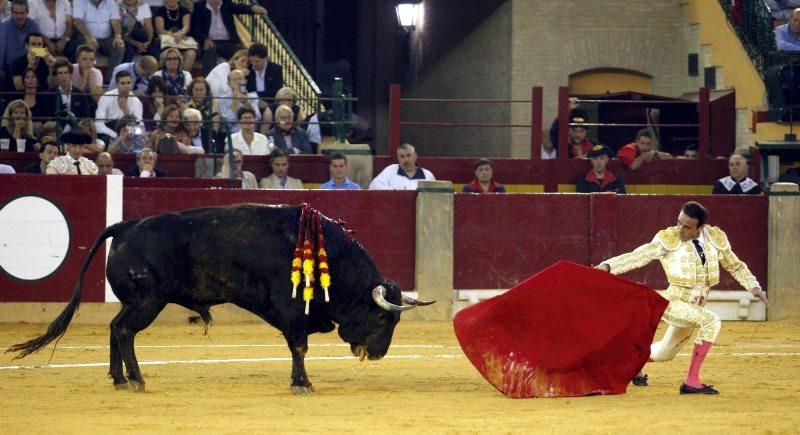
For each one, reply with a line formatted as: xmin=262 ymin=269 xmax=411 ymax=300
xmin=128 ymin=380 xmax=145 ymax=393
xmin=291 ymin=385 xmax=313 ymax=395
xmin=113 ymin=382 xmax=129 ymax=390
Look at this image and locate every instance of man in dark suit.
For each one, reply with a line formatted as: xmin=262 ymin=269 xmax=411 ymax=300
xmin=50 ymin=58 xmax=92 ymax=119
xmin=190 ymin=0 xmax=267 ymax=75
xmin=246 ymin=42 xmax=283 ymax=108
xmin=268 ymin=104 xmax=312 ymax=154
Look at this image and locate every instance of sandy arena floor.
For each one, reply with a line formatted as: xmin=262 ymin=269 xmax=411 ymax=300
xmin=1 ymin=318 xmax=799 ymax=433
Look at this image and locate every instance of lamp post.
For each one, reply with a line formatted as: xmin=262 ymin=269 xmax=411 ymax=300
xmin=395 ymin=0 xmax=420 ymax=32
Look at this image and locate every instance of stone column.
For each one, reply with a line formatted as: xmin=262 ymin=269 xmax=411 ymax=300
xmin=768 ymin=182 xmax=800 ymax=320
xmin=411 ymin=180 xmax=454 ymax=320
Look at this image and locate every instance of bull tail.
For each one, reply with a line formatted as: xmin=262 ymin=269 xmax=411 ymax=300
xmin=6 ymin=221 xmax=135 ymax=359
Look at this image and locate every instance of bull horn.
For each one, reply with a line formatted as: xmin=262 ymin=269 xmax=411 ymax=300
xmin=402 ymin=294 xmax=436 ymax=306
xmin=372 ymin=286 xmax=416 ymax=312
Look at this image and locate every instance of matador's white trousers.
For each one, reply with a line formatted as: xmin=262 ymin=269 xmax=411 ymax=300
xmin=650 ymin=284 xmax=722 ymax=362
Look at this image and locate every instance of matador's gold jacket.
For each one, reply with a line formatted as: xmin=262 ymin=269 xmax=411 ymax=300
xmin=603 ymin=225 xmax=759 ymax=303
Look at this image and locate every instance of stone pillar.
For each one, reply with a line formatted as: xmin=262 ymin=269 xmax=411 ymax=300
xmin=768 ymin=182 xmax=800 ymax=320
xmin=411 ymin=180 xmax=454 ymax=320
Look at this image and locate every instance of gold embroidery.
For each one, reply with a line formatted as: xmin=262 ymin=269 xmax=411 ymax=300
xmin=705 ymin=225 xmax=730 ymax=251
xmin=656 ymin=227 xmax=680 ymax=250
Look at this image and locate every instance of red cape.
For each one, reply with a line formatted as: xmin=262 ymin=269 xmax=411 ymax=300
xmin=453 ymin=260 xmax=668 ymax=398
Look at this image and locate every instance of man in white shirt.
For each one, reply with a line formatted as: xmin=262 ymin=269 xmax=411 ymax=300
xmin=95 ymin=70 xmax=143 ymax=140
xmin=369 ymin=143 xmax=435 ymax=190
xmin=69 ymin=0 xmax=124 ymax=79
xmin=46 ymin=130 xmax=99 ymax=175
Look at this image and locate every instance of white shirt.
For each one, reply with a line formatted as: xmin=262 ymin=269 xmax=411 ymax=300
xmin=541 ymin=146 xmax=557 ymax=160
xmin=28 ymin=0 xmax=72 ymax=39
xmin=206 ymin=2 xmax=229 ymax=41
xmin=95 ymin=89 xmax=144 ymax=139
xmin=46 ymin=155 xmax=99 ymax=175
xmin=119 ymin=3 xmax=151 ymax=24
xmin=254 ymin=66 xmax=266 ymax=93
xmin=230 ymin=131 xmax=270 ymax=155
xmin=206 ymin=62 xmax=232 ymax=98
xmin=73 ymin=0 xmax=117 ymax=39
xmin=368 ymin=163 xmax=436 ymax=190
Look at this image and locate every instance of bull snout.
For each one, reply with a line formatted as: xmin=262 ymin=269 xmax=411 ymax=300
xmin=350 ymin=343 xmax=387 ymax=361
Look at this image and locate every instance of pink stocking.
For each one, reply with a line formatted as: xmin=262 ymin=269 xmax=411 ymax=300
xmin=685 ymin=341 xmax=712 ymax=387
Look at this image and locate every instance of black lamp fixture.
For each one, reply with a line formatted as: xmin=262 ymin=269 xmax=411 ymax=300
xmin=395 ymin=0 xmax=420 ymax=32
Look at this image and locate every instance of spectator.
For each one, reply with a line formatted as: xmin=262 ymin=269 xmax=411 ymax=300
xmin=20 ymin=68 xmax=49 ymax=130
xmin=462 ymin=158 xmax=505 ymax=193
xmin=712 ymin=154 xmax=763 ymax=195
xmin=678 ymin=144 xmax=699 ymax=159
xmin=152 ymin=48 xmax=192 ymax=101
xmin=51 ymin=58 xmax=92 ymax=119
xmin=767 ymin=1 xmax=800 ymax=23
xmin=540 ymin=130 xmax=556 ymax=159
xmin=109 ymin=55 xmax=158 ymax=96
xmin=0 ymin=0 xmax=11 ymax=22
xmin=230 ymin=105 xmax=269 ymax=155
xmin=259 ymin=147 xmax=303 ymax=189
xmin=183 ymin=77 xmax=221 ymax=138
xmin=767 ymin=9 xmax=800 ymax=118
xmin=206 ymin=48 xmax=248 ymax=99
xmin=576 ymin=145 xmax=626 ymax=194
xmin=154 ymin=0 xmax=196 ymax=70
xmin=218 ymin=68 xmax=261 ymax=133
xmin=190 ymin=0 xmax=266 ymax=75
xmin=69 ymin=0 xmax=124 ymax=80
xmin=214 ymin=148 xmax=257 ymax=188
xmin=776 ymin=8 xmax=800 ymax=50
xmin=567 ymin=116 xmax=595 ymax=158
xmin=0 ymin=163 xmax=14 ymax=173
xmin=72 ymin=45 xmax=104 ymax=103
xmin=141 ymin=75 xmax=166 ymax=130
xmin=95 ymin=70 xmax=143 ymax=141
xmin=10 ymin=32 xmax=54 ymax=91
xmin=261 ymin=86 xmax=307 ymax=133
xmin=106 ymin=114 xmax=145 ymax=153
xmin=0 ymin=0 xmax=41 ymax=88
xmin=149 ymin=104 xmax=188 ymax=149
xmin=320 ymin=152 xmax=360 ymax=190
xmin=36 ymin=120 xmax=55 ymax=143
xmin=267 ymin=104 xmax=312 ymax=154
xmin=182 ymin=107 xmax=211 ymax=151
xmin=23 ymin=138 xmax=58 ymax=172
xmin=616 ymin=129 xmax=673 ymax=170
xmin=369 ymin=143 xmax=435 ymax=190
xmin=0 ymin=99 xmax=38 ymax=152
xmin=77 ymin=117 xmax=105 ymax=152
xmin=118 ymin=0 xmax=156 ymax=62
xmin=125 ymin=147 xmax=166 ymax=177
xmin=245 ymin=42 xmax=283 ymax=112
xmin=45 ymin=129 xmax=98 ymax=174
xmin=95 ymin=151 xmax=124 ymax=175
xmin=28 ymin=0 xmax=72 ymax=57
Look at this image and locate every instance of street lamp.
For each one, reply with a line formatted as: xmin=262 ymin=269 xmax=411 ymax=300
xmin=395 ymin=0 xmax=420 ymax=32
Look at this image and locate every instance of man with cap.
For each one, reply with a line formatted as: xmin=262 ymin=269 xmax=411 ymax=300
xmin=567 ymin=116 xmax=595 ymax=158
xmin=576 ymin=144 xmax=625 ymax=193
xmin=46 ymin=130 xmax=98 ymax=175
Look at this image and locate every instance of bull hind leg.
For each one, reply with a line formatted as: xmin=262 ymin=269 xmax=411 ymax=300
xmin=111 ymin=301 xmax=166 ymax=392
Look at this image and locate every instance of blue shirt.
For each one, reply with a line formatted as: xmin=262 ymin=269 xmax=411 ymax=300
xmin=320 ymin=178 xmax=361 ymax=190
xmin=775 ymin=23 xmax=800 ymax=51
xmin=0 ymin=19 xmax=40 ymax=69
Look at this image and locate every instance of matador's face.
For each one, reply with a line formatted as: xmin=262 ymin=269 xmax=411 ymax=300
xmin=676 ymin=211 xmax=702 ymax=241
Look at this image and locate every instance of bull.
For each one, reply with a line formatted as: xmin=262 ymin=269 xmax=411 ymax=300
xmin=8 ymin=204 xmax=433 ymax=394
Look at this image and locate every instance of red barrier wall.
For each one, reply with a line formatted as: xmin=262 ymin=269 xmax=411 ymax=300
xmin=454 ymin=194 xmax=767 ymax=290
xmin=123 ymin=177 xmax=239 ymax=188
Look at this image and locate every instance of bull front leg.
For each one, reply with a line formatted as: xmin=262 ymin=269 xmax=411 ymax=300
xmin=284 ymin=331 xmax=313 ymax=395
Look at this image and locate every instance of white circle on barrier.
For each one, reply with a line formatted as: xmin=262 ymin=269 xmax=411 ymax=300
xmin=0 ymin=196 xmax=70 ymax=281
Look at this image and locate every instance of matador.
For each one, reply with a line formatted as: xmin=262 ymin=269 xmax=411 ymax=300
xmin=597 ymin=201 xmax=768 ymax=394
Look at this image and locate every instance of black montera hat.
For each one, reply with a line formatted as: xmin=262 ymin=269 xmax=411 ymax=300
xmin=587 ymin=144 xmax=613 ymax=158
xmin=61 ymin=130 xmax=92 ymax=145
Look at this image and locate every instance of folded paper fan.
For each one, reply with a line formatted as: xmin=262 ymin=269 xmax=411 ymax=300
xmin=453 ymin=261 xmax=668 ymax=398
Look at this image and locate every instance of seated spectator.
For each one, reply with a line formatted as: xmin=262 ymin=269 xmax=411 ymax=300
xmin=677 ymin=144 xmax=699 ymax=159
xmin=218 ymin=68 xmax=261 ymax=133
xmin=261 ymin=86 xmax=307 ymax=133
xmin=10 ymin=32 xmax=54 ymax=91
xmin=213 ymin=148 xmax=257 ymax=188
xmin=462 ymin=158 xmax=505 ymax=193
xmin=259 ymin=147 xmax=303 ymax=189
xmin=51 ymin=59 xmax=92 ymax=122
xmin=109 ymin=55 xmax=158 ymax=96
xmin=567 ymin=116 xmax=595 ymax=158
xmin=141 ymin=76 xmax=167 ymax=131
xmin=182 ymin=107 xmax=212 ymax=152
xmin=20 ymin=68 xmax=49 ymax=130
xmin=119 ymin=0 xmax=156 ymax=62
xmin=267 ymin=104 xmax=312 ymax=154
xmin=246 ymin=42 xmax=283 ymax=113
xmin=190 ymin=0 xmax=267 ymax=75
xmin=153 ymin=48 xmax=193 ymax=101
xmin=0 ymin=0 xmax=41 ymax=89
xmin=206 ymin=48 xmax=248 ymax=99
xmin=154 ymin=0 xmax=197 ymax=69
xmin=95 ymin=70 xmax=144 ymax=141
xmin=77 ymin=117 xmax=105 ymax=152
xmin=767 ymin=1 xmax=800 ymax=24
xmin=95 ymin=151 xmax=124 ymax=175
xmin=106 ymin=115 xmax=145 ymax=153
xmin=23 ymin=138 xmax=58 ymax=173
xmin=369 ymin=143 xmax=435 ymax=190
xmin=45 ymin=129 xmax=98 ymax=174
xmin=766 ymin=9 xmax=800 ymax=118
xmin=149 ymin=104 xmax=189 ymax=149
xmin=576 ymin=145 xmax=626 ymax=194
xmin=36 ymin=120 xmax=55 ymax=143
xmin=616 ymin=129 xmax=673 ymax=170
xmin=72 ymin=45 xmax=104 ymax=103
xmin=712 ymin=154 xmax=763 ymax=195
xmin=0 ymin=0 xmax=11 ymax=22
xmin=28 ymin=0 xmax=72 ymax=57
xmin=540 ymin=130 xmax=556 ymax=160
xmin=68 ymin=0 xmax=124 ymax=80
xmin=125 ymin=147 xmax=166 ymax=177
xmin=0 ymin=99 xmax=38 ymax=152
xmin=230 ymin=105 xmax=270 ymax=155
xmin=320 ymin=151 xmax=360 ymax=190
xmin=183 ymin=77 xmax=221 ymax=137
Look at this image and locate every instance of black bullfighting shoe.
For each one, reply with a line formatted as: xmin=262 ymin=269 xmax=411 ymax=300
xmin=632 ymin=374 xmax=648 ymax=386
xmin=679 ymin=383 xmax=719 ymax=394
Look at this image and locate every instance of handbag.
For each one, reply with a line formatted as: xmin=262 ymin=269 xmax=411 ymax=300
xmin=159 ymin=34 xmax=199 ymax=51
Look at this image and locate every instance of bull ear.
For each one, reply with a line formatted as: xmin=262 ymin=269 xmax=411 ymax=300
xmin=372 ymin=285 xmax=416 ymax=312
xmin=402 ymin=294 xmax=436 ymax=306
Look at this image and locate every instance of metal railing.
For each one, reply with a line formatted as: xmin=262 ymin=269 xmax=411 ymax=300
xmin=233 ymin=0 xmax=321 ymax=115
xmin=719 ymin=0 xmax=775 ymax=76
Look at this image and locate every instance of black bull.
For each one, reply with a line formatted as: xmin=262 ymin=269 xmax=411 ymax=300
xmin=8 ymin=204 xmax=433 ymax=394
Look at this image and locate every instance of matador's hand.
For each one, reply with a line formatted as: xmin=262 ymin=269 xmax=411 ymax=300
xmin=595 ymin=263 xmax=610 ymax=272
xmin=750 ymin=287 xmax=768 ymax=307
